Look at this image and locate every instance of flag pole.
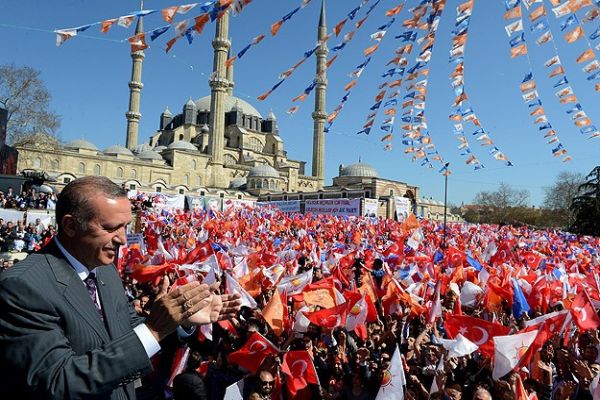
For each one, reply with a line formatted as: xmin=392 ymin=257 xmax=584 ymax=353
xmin=442 ymin=163 xmax=450 ymax=249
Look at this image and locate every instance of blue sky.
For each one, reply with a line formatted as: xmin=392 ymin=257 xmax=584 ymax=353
xmin=1 ymin=0 xmax=599 ymax=206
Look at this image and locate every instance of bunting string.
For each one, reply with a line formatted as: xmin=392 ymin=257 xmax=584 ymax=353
xmin=518 ymin=0 xmax=600 ymax=139
xmin=449 ymin=0 xmax=512 ymax=169
xmin=225 ymin=0 xmax=313 ymax=69
xmin=285 ymin=0 xmax=381 ymax=115
xmin=502 ymin=0 xmax=573 ymax=161
xmin=399 ymin=0 xmax=449 ymax=172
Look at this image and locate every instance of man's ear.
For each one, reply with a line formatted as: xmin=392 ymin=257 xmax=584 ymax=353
xmin=61 ymin=215 xmax=78 ymax=238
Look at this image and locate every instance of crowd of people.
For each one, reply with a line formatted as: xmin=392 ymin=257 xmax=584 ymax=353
xmin=0 ymin=186 xmax=56 ymax=210
xmin=115 ymin=201 xmax=600 ymax=400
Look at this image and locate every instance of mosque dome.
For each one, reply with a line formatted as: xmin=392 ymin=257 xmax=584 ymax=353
xmin=194 ymin=94 xmax=263 ymax=119
xmin=133 ymin=143 xmax=153 ymax=154
xmin=64 ymin=139 xmax=98 ymax=151
xmin=248 ymin=164 xmax=280 ymax=178
xmin=103 ymin=145 xmax=133 ymax=156
xmin=167 ymin=141 xmax=198 ymax=151
xmin=229 ymin=177 xmax=247 ymax=189
xmin=137 ymin=150 xmax=163 ymax=161
xmin=154 ymin=145 xmax=167 ymax=152
xmin=339 ymin=162 xmax=379 ymax=178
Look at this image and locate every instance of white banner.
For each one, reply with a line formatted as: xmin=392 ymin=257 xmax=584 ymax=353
xmin=154 ymin=194 xmax=185 ymax=210
xmin=25 ymin=210 xmax=55 ymax=227
xmin=223 ymin=198 xmax=255 ymax=212
xmin=305 ymin=199 xmax=360 ymax=216
xmin=363 ymin=198 xmax=379 ymax=217
xmin=394 ymin=196 xmax=412 ymax=220
xmin=185 ymin=195 xmax=205 ymax=211
xmin=257 ymin=200 xmax=301 ymax=213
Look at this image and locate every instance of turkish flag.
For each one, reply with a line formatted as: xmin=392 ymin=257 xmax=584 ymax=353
xmin=445 ymin=314 xmax=510 ymax=358
xmin=130 ymin=263 xmax=175 ymax=284
xmin=446 ymin=246 xmax=466 ymax=268
xmin=570 ymin=291 xmax=600 ymax=331
xmin=227 ymin=332 xmax=278 ymax=373
xmin=184 ymin=240 xmax=215 ymax=264
xmin=281 ymin=351 xmax=319 ymax=397
xmin=522 ymin=251 xmax=544 ymax=269
xmin=490 ymin=242 xmax=514 ymax=266
xmin=304 ymin=303 xmax=347 ymax=329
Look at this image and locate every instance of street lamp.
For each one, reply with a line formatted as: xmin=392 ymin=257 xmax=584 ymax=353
xmin=442 ymin=163 xmax=450 ymax=249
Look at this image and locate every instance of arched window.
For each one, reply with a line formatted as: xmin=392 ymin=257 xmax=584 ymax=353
xmin=256 ymin=180 xmax=261 ymax=189
xmin=184 ymin=174 xmax=189 ymax=185
xmin=179 ymin=134 xmax=184 ymax=140
xmin=192 ymin=160 xmax=197 ymax=170
xmin=78 ymin=162 xmax=86 ymax=173
xmin=33 ymin=157 xmax=42 ymax=168
xmin=116 ymin=167 xmax=124 ymax=178
xmin=262 ymin=179 xmax=268 ymax=189
xmin=224 ymin=154 xmax=237 ymax=166
xmin=131 ymin=169 xmax=137 ymax=178
xmin=94 ymin=164 xmax=101 ymax=175
xmin=246 ymin=137 xmax=264 ymax=153
xmin=196 ymin=176 xmax=202 ymax=186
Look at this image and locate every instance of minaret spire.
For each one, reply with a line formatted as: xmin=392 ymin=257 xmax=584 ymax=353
xmin=207 ymin=10 xmax=231 ymax=187
xmin=125 ymin=1 xmax=145 ymax=150
xmin=226 ymin=48 xmax=234 ymax=95
xmin=311 ymin=0 xmax=328 ymax=187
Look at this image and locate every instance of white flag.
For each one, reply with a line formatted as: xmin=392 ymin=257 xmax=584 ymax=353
xmin=277 ymin=268 xmax=313 ymax=295
xmin=375 ymin=345 xmax=406 ymax=399
xmin=225 ymin=272 xmax=257 ymax=309
xmin=492 ymin=330 xmax=538 ymax=380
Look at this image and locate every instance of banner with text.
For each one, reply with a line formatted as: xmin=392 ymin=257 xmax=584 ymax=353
xmin=257 ymin=200 xmax=301 ymax=213
xmin=394 ymin=196 xmax=412 ymax=220
xmin=363 ymin=198 xmax=379 ymax=217
xmin=305 ymin=199 xmax=360 ymax=216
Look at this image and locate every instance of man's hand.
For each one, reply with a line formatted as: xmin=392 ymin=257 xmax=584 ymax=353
xmin=186 ymin=289 xmax=242 ymax=325
xmin=145 ymin=280 xmax=212 ymax=341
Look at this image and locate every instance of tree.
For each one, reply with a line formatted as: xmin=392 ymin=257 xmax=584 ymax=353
xmin=0 ymin=64 xmax=60 ymax=144
xmin=472 ymin=182 xmax=529 ymax=224
xmin=542 ymin=171 xmax=584 ymax=227
xmin=570 ymin=166 xmax=600 ymax=236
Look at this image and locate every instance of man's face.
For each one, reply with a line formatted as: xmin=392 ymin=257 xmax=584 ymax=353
xmin=258 ymin=371 xmax=274 ymax=395
xmin=445 ymin=388 xmax=462 ymax=400
xmin=70 ymin=195 xmax=131 ymax=268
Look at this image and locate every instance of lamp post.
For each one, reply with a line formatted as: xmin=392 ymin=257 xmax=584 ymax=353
xmin=442 ymin=163 xmax=450 ymax=249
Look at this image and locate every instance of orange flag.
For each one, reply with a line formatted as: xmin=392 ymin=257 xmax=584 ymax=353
xmin=386 ymin=4 xmax=404 ymax=16
xmin=364 ymin=43 xmax=379 ymax=57
xmin=128 ymin=33 xmax=148 ymax=52
xmin=530 ymin=107 xmax=545 ymax=116
xmin=564 ymin=26 xmax=584 ymax=43
xmin=389 ymin=79 xmax=403 ymax=88
xmin=271 ymin=20 xmax=284 ymax=36
xmin=568 ymin=0 xmax=592 ymax=13
xmin=194 ymin=14 xmax=210 ymax=34
xmin=162 ymin=6 xmax=179 ymax=23
xmin=548 ymin=66 xmax=565 ymax=78
xmin=401 ymin=214 xmax=420 ymax=231
xmin=576 ymin=49 xmax=595 ymax=63
xmin=344 ymin=80 xmax=357 ymax=91
xmin=225 ymin=56 xmax=237 ymax=68
xmin=100 ymin=19 xmax=117 ymax=33
xmin=529 ymin=5 xmax=547 ymax=22
xmin=575 ymin=118 xmax=592 ymax=127
xmin=334 ymin=18 xmax=347 ymax=36
xmin=262 ymin=288 xmax=286 ymax=336
xmin=596 ymin=83 xmax=600 ymax=92
xmin=326 ymin=54 xmax=338 ymax=68
xmin=510 ymin=43 xmax=528 ymax=58
xmin=560 ymin=95 xmax=578 ymax=104
xmin=504 ymin=6 xmax=522 ymax=20
xmin=303 ymin=288 xmax=336 ymax=309
xmin=520 ymin=81 xmax=536 ymax=92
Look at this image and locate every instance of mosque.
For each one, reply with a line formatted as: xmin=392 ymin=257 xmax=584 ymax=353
xmin=14 ymin=1 xmax=458 ymax=222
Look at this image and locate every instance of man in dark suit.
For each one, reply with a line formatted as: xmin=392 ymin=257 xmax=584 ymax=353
xmin=0 ymin=176 xmax=240 ymax=399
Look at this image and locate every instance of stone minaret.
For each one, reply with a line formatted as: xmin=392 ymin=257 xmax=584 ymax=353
xmin=125 ymin=14 xmax=145 ymax=150
xmin=226 ymin=49 xmax=234 ymax=96
xmin=208 ymin=10 xmax=231 ymax=187
xmin=312 ymin=0 xmax=328 ymax=187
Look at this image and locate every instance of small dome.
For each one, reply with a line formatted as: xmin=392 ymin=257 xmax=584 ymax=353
xmin=229 ymin=177 xmax=247 ymax=189
xmin=167 ymin=141 xmax=198 ymax=151
xmin=133 ymin=143 xmax=152 ymax=154
xmin=267 ymin=110 xmax=277 ymax=120
xmin=339 ymin=162 xmax=379 ymax=178
xmin=162 ymin=106 xmax=172 ymax=116
xmin=65 ymin=139 xmax=98 ymax=151
xmin=104 ymin=145 xmax=133 ymax=156
xmin=248 ymin=164 xmax=280 ymax=178
xmin=154 ymin=145 xmax=167 ymax=152
xmin=137 ymin=150 xmax=163 ymax=161
xmin=200 ymin=124 xmax=209 ymax=133
xmin=195 ymin=94 xmax=263 ymax=119
xmin=419 ymin=197 xmax=432 ymax=205
xmin=185 ymin=98 xmax=196 ymax=108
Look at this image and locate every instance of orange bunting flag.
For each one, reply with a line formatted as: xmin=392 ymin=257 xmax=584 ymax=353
xmin=389 ymin=79 xmax=403 ymax=88
xmin=334 ymin=18 xmax=347 ymax=36
xmin=326 ymin=54 xmax=338 ymax=69
xmin=384 ymin=108 xmax=397 ymax=116
xmin=162 ymin=6 xmax=179 ymax=23
xmin=530 ymin=107 xmax=545 ymax=116
xmin=381 ymin=133 xmax=393 ymax=141
xmin=225 ymin=56 xmax=237 ymax=68
xmin=504 ymin=6 xmax=522 ymax=20
xmin=363 ymin=119 xmax=374 ymax=128
xmin=287 ymin=106 xmax=300 ymax=115
xmin=568 ymin=0 xmax=593 ymax=13
xmin=292 ymin=93 xmax=308 ymax=102
xmin=327 ymin=110 xmax=340 ymax=124
xmin=128 ymin=33 xmax=148 ymax=53
xmin=560 ymin=95 xmax=578 ymax=104
xmin=510 ymin=43 xmax=528 ymax=58
xmin=529 ymin=5 xmax=547 ymax=22
xmin=194 ymin=14 xmax=210 ymax=34
xmin=549 ymin=0 xmax=562 ymax=5
xmin=520 ymin=81 xmax=536 ymax=92
xmin=576 ymin=49 xmax=595 ymax=63
xmin=386 ymin=4 xmax=404 ymax=16
xmin=355 ymin=16 xmax=368 ymax=29
xmin=165 ymin=37 xmax=179 ymax=53
xmin=375 ymin=90 xmax=386 ymax=101
xmin=575 ymin=117 xmax=592 ymax=127
xmin=564 ymin=26 xmax=584 ymax=43
xmin=257 ymin=91 xmax=272 ymax=101
xmin=100 ymin=19 xmax=117 ymax=33
xmin=596 ymin=83 xmax=600 ymax=92
xmin=549 ymin=66 xmax=565 ymax=77
xmin=364 ymin=44 xmax=379 ymax=57
xmin=55 ymin=30 xmax=77 ymax=47
xmin=453 ymin=92 xmax=468 ymax=107
xmin=344 ymin=80 xmax=358 ymax=91
xmin=271 ymin=20 xmax=285 ymax=36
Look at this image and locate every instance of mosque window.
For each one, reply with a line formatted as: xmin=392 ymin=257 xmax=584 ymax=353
xmin=156 ymin=186 xmax=162 ymax=193
xmin=237 ymin=194 xmax=242 ymax=199
xmin=63 ymin=177 xmax=71 ymax=184
xmin=179 ymin=189 xmax=185 ymax=195
xmin=94 ymin=164 xmax=101 ymax=175
xmin=131 ymin=169 xmax=137 ymax=178
xmin=33 ymin=157 xmax=42 ymax=168
xmin=129 ymin=184 xmax=136 ymax=190
xmin=192 ymin=160 xmax=197 ymax=170
xmin=390 ymin=189 xmax=394 ymax=196
xmin=219 ymin=193 xmax=224 ymax=198
xmin=116 ymin=167 xmax=124 ymax=178
xmin=196 ymin=176 xmax=202 ymax=186
xmin=78 ymin=162 xmax=86 ymax=173
xmin=224 ymin=154 xmax=237 ymax=166
xmin=262 ymin=179 xmax=268 ymax=189
xmin=256 ymin=180 xmax=261 ymax=189
xmin=247 ymin=137 xmax=264 ymax=153
xmin=365 ymin=191 xmax=371 ymax=198
xmin=184 ymin=174 xmax=189 ymax=185
xmin=200 ymin=191 xmax=205 ymax=196
xmin=179 ymin=134 xmax=184 ymax=140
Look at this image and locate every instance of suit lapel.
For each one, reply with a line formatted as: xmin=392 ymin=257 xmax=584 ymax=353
xmin=44 ymin=241 xmax=111 ymax=343
xmin=95 ymin=266 xmax=120 ymax=339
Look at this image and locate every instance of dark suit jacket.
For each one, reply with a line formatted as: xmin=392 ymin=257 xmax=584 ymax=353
xmin=0 ymin=240 xmax=153 ymax=399
xmin=172 ymin=370 xmax=208 ymax=400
